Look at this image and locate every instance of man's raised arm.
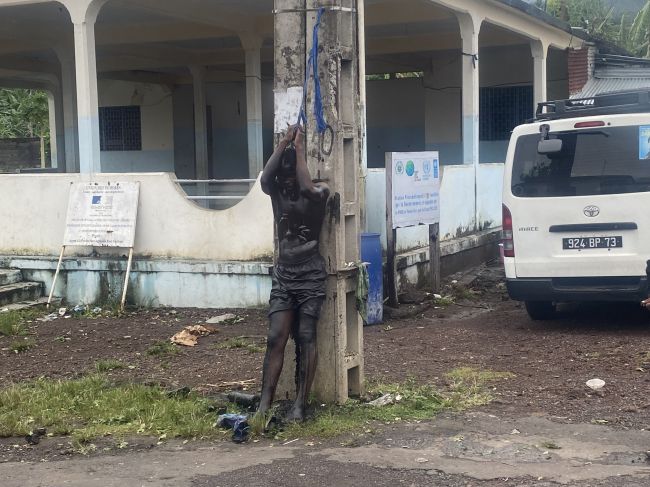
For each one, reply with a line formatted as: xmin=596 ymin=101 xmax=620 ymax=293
xmin=295 ymin=128 xmax=330 ymax=202
xmin=261 ymin=125 xmax=299 ymax=195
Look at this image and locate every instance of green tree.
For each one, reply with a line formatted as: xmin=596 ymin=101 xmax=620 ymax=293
xmin=629 ymin=0 xmax=650 ymax=57
xmin=546 ymin=0 xmax=616 ymax=40
xmin=0 ymin=88 xmax=49 ymax=139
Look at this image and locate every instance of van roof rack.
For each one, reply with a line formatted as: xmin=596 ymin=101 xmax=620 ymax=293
xmin=534 ymin=90 xmax=650 ymax=121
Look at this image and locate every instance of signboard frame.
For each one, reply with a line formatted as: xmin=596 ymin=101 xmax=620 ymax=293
xmin=48 ymin=181 xmax=141 ymax=311
xmin=385 ymin=152 xmax=441 ymax=307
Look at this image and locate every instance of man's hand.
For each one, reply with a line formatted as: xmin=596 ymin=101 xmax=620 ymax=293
xmin=295 ymin=125 xmax=305 ymax=151
xmin=282 ymin=124 xmax=301 ymax=145
xmin=641 ymin=298 xmax=650 ymax=309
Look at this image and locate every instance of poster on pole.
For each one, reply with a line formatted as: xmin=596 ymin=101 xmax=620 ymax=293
xmin=63 ymin=182 xmax=140 ymax=247
xmin=389 ymin=152 xmax=440 ymax=229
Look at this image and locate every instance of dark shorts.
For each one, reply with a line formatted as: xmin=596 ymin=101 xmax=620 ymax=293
xmin=269 ymin=254 xmax=327 ymax=318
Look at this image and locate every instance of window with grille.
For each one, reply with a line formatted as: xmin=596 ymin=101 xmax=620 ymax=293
xmin=99 ymin=106 xmax=142 ymax=151
xmin=480 ymin=86 xmax=533 ymax=141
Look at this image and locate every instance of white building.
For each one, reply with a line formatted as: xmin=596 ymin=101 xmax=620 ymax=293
xmin=0 ymin=0 xmax=591 ymax=307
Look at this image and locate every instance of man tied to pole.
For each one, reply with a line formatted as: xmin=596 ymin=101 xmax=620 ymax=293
xmin=257 ymin=124 xmax=330 ymax=422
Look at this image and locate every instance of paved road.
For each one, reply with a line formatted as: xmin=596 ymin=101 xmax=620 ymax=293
xmin=2 ymin=411 xmax=650 ymax=486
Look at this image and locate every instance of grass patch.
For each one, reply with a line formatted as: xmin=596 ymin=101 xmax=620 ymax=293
xmin=283 ymin=367 xmax=514 ymax=439
xmin=146 ymin=341 xmax=178 ymax=356
xmin=94 ymin=359 xmax=125 ymax=372
xmin=433 ymin=296 xmax=455 ymax=307
xmin=0 ymin=309 xmax=39 ymax=337
xmin=0 ymin=375 xmax=217 ymax=441
xmin=216 ymin=337 xmax=265 ymax=354
xmin=540 ymin=440 xmax=561 ymax=450
xmin=10 ymin=338 xmax=35 ymax=354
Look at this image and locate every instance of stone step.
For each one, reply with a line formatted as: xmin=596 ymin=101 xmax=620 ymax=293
xmin=1 ymin=297 xmax=58 ymax=313
xmin=0 ymin=269 xmax=22 ymax=287
xmin=0 ymin=282 xmax=43 ymax=307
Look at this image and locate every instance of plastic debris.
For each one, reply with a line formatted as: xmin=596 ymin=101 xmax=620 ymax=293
xmin=586 ymin=379 xmax=606 ymax=391
xmin=72 ymin=305 xmax=86 ymax=314
xmin=368 ymin=393 xmax=395 ymax=407
xmin=92 ymin=307 xmax=102 ymax=314
xmin=24 ymin=427 xmax=47 ymax=446
xmin=227 ymin=391 xmax=260 ymax=410
xmin=206 ymin=313 xmax=238 ymax=325
xmin=37 ymin=313 xmax=59 ymax=322
xmin=216 ymin=414 xmax=249 ymax=443
xmin=171 ymin=325 xmax=219 ymax=347
xmin=58 ymin=307 xmax=67 ymax=317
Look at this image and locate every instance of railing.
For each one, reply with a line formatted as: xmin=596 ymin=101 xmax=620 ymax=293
xmin=174 ymin=179 xmax=256 ymax=207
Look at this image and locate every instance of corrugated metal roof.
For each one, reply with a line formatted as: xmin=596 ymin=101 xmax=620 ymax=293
xmin=572 ymin=77 xmax=650 ymax=98
xmin=596 ymin=66 xmax=650 ymax=78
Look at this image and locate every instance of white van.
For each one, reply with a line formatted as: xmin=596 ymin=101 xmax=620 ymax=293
xmin=502 ymin=91 xmax=650 ymax=320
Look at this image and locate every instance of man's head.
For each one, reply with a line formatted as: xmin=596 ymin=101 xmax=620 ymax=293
xmin=278 ymin=146 xmax=298 ymax=196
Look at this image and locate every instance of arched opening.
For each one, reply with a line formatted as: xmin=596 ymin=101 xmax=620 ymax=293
xmin=0 ymin=2 xmax=70 ymax=173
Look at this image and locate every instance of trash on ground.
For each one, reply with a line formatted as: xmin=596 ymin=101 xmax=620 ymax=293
xmin=58 ymin=307 xmax=67 ymax=317
xmin=206 ymin=313 xmax=238 ymax=325
xmin=171 ymin=324 xmax=219 ymax=347
xmin=227 ymin=391 xmax=260 ymax=409
xmin=37 ymin=313 xmax=59 ymax=322
xmin=368 ymin=393 xmax=396 ymax=407
xmin=72 ymin=305 xmax=86 ymax=314
xmin=216 ymin=413 xmax=249 ymax=443
xmin=586 ymin=378 xmax=606 ymax=391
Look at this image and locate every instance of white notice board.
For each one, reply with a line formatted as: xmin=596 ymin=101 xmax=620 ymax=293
xmin=63 ymin=182 xmax=140 ymax=247
xmin=389 ymin=152 xmax=440 ymax=229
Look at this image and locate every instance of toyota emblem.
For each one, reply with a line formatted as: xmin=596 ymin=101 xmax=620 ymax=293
xmin=584 ymin=205 xmax=600 ymax=218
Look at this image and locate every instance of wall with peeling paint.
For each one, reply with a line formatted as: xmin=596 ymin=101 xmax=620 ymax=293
xmin=366 ymin=163 xmax=504 ymax=253
xmin=0 ymin=173 xmax=274 ymax=261
xmin=97 ymin=80 xmax=175 ymax=173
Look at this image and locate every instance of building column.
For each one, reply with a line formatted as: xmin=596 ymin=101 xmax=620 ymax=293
xmin=190 ymin=66 xmax=209 ymax=181
xmin=55 ymin=47 xmax=79 ymax=173
xmin=457 ymin=13 xmax=481 ymax=167
xmin=241 ymin=34 xmax=264 ymax=178
xmin=531 ymin=40 xmax=548 ymax=109
xmin=67 ymin=0 xmax=107 ymax=174
xmin=47 ymin=88 xmax=65 ymax=170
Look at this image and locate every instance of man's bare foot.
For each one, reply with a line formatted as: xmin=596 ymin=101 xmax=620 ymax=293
xmin=285 ymin=405 xmax=305 ymax=423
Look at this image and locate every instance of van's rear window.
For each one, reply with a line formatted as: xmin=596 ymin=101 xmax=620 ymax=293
xmin=511 ymin=126 xmax=650 ymax=197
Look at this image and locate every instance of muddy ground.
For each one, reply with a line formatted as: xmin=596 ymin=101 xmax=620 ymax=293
xmin=2 ymin=262 xmax=650 ymax=485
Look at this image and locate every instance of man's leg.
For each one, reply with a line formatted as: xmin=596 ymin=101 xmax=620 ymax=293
xmin=258 ymin=310 xmax=294 ymax=414
xmin=287 ymin=305 xmax=319 ymax=421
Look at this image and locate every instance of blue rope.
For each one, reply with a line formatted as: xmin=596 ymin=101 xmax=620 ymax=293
xmin=298 ymin=7 xmax=328 ymax=134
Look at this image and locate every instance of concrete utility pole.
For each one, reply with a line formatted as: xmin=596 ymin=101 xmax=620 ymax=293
xmin=273 ymin=0 xmax=364 ymax=403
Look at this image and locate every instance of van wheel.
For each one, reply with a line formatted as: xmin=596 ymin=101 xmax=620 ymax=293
xmin=525 ymin=301 xmax=556 ymax=320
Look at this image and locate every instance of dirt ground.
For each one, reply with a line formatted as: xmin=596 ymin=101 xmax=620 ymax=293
xmin=2 ymin=262 xmax=650 ymax=485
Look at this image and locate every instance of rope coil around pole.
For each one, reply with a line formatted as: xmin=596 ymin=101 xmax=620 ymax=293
xmin=298 ymin=7 xmax=334 ymax=156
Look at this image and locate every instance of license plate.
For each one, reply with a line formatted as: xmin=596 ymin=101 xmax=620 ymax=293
xmin=562 ymin=236 xmax=623 ymax=250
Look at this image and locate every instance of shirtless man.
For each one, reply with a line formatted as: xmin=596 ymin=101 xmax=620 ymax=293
xmin=257 ymin=125 xmax=330 ymax=422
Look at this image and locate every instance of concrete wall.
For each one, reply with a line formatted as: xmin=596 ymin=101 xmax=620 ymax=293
xmin=366 ymin=163 xmax=504 ymax=253
xmin=98 ymin=80 xmax=175 ymax=173
xmin=0 ymin=172 xmax=273 ymax=260
xmin=172 ymin=80 xmax=274 ymax=179
xmin=366 ymin=78 xmax=425 ymax=168
xmin=0 ymin=137 xmax=42 ymax=173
